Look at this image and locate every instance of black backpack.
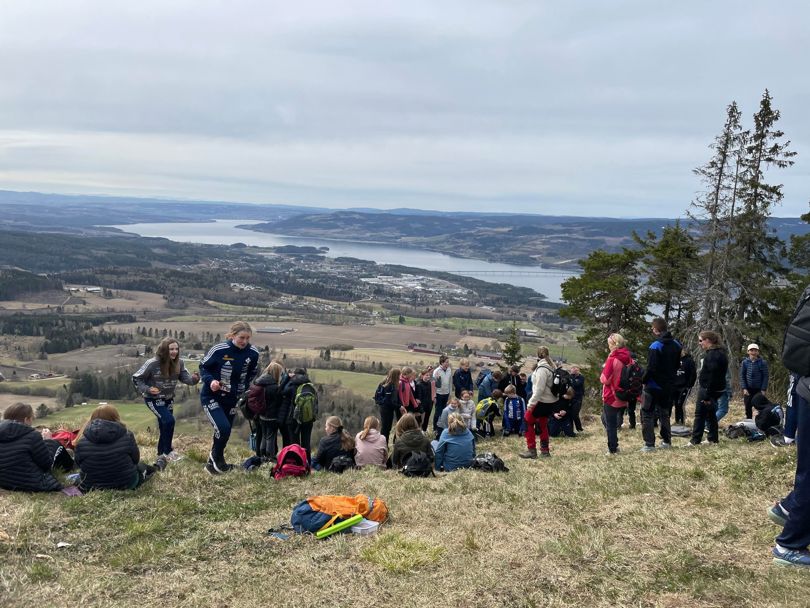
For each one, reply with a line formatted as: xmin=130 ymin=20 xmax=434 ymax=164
xmin=615 ymin=361 xmax=644 ymax=401
xmin=327 ymin=454 xmax=355 ymax=474
xmin=471 ymin=452 xmax=509 ymax=473
xmin=782 ymin=285 xmax=810 ymax=376
xmin=374 ymin=382 xmax=397 ymax=409
xmin=550 ymin=367 xmax=571 ymax=398
xmin=400 ymin=452 xmax=435 ymax=477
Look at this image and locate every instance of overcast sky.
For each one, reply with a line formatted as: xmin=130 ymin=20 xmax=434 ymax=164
xmin=0 ymin=1 xmax=808 ymax=217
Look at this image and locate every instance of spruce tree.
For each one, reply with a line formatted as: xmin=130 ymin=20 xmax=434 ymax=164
xmin=501 ymin=322 xmax=523 ymax=367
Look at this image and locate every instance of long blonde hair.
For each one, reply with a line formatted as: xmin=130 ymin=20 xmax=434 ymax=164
xmin=226 ymin=321 xmax=253 ymax=339
xmin=359 ymin=416 xmax=380 ymax=441
xmin=447 ymin=412 xmax=467 ymax=434
xmin=325 ymin=415 xmax=355 ymax=452
xmin=262 ymin=360 xmax=284 ymax=383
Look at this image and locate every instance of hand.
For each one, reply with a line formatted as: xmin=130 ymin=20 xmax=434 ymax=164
xmin=40 ymin=428 xmax=52 ymax=439
xmin=743 ymin=389 xmax=749 ymax=396
xmin=148 ymin=387 xmax=161 ymax=395
xmin=400 ymin=406 xmax=407 ymax=415
xmin=191 ymin=372 xmax=200 ymax=383
xmin=210 ymin=380 xmax=221 ymax=392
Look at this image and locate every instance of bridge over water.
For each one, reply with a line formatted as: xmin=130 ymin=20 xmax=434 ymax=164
xmin=450 ymin=269 xmax=576 ymax=277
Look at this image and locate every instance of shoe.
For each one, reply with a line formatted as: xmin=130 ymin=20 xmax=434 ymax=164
xmin=540 ymin=451 xmax=551 ymax=458
xmin=659 ymin=442 xmax=672 ymax=449
xmin=154 ymin=456 xmax=168 ymax=472
xmin=209 ymin=453 xmax=234 ymax=474
xmin=165 ymin=451 xmax=184 ymax=462
xmin=770 ymin=434 xmax=790 ymax=448
xmin=204 ymin=462 xmax=219 ymax=475
xmin=768 ymin=503 xmax=789 ymax=527
xmin=605 ymin=449 xmax=619 ymax=456
xmin=772 ymin=546 xmax=810 ymax=568
xmin=519 ymin=448 xmax=538 ymax=459
xmin=640 ymin=445 xmax=656 ymax=453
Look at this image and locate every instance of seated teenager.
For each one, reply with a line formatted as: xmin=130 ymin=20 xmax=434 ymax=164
xmin=313 ymin=416 xmax=356 ymax=471
xmin=548 ymin=388 xmax=577 ymax=437
xmin=354 ymin=416 xmax=388 ymax=469
xmin=434 ymin=412 xmax=476 ymax=472
xmin=75 ymin=405 xmax=154 ymax=491
xmin=435 ymin=397 xmax=460 ymax=439
xmin=751 ymin=393 xmax=784 ymax=436
xmin=390 ymin=414 xmax=434 ymax=469
xmin=0 ymin=403 xmax=64 ymax=492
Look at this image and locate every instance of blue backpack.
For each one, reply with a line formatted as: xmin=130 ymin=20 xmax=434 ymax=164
xmin=374 ymin=382 xmax=398 ymax=409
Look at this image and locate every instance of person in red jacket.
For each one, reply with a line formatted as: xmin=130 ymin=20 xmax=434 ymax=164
xmin=600 ymin=333 xmax=632 ymax=455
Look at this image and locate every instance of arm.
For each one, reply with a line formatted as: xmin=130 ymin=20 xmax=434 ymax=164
xmin=129 ymin=432 xmax=140 ymax=464
xmin=244 ymin=349 xmax=259 ymax=386
xmin=178 ymin=361 xmax=198 ymax=386
xmin=643 ymin=345 xmax=658 ymax=384
xmin=132 ymin=359 xmax=157 ymax=396
xmin=30 ymin=434 xmax=55 ymax=472
xmin=434 ymin=438 xmax=447 ymax=470
xmin=199 ymin=348 xmax=220 ymax=388
xmin=739 ymin=360 xmax=748 ymax=391
xmin=761 ymin=360 xmax=769 ymax=391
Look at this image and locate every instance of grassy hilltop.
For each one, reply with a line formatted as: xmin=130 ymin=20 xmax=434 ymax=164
xmin=0 ymin=412 xmax=806 ymax=608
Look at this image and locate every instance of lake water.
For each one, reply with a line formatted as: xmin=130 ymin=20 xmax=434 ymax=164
xmin=109 ymin=219 xmax=576 ymax=302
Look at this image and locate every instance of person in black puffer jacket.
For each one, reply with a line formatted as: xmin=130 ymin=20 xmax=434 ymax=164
xmin=75 ymin=405 xmax=154 ymax=491
xmin=254 ymin=361 xmax=289 ymax=461
xmin=282 ymin=368 xmax=316 ymax=461
xmin=312 ymin=415 xmax=355 ymax=472
xmin=0 ymin=403 xmax=63 ymax=492
xmin=689 ymin=330 xmax=729 ymax=446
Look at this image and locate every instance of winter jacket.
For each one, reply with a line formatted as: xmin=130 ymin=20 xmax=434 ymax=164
xmin=254 ymin=373 xmax=285 ymax=421
xmin=75 ymin=419 xmax=140 ymax=491
xmin=698 ymin=346 xmax=729 ymax=402
xmin=458 ymin=399 xmax=476 ymax=431
xmin=673 ymin=354 xmax=697 ymax=391
xmin=643 ymin=331 xmax=682 ymax=391
xmin=281 ymin=372 xmax=313 ymax=426
xmin=398 ymin=378 xmax=419 ymax=412
xmin=354 ymin=429 xmax=388 ymax=469
xmin=502 ymin=396 xmax=526 ymax=428
xmin=528 ymin=363 xmax=557 ymax=406
xmin=453 ymin=368 xmax=473 ymax=398
xmin=390 ymin=429 xmax=434 ymax=469
xmin=132 ymin=357 xmax=197 ymax=400
xmin=600 ymin=347 xmax=633 ymax=408
xmin=740 ymin=357 xmax=769 ymax=391
xmin=414 ymin=379 xmax=433 ymax=411
xmin=478 ymin=373 xmax=498 ymax=400
xmin=199 ymin=340 xmax=259 ymax=408
xmin=313 ymin=432 xmax=355 ymax=471
xmin=570 ymin=374 xmax=585 ymax=400
xmin=0 ymin=421 xmax=62 ymax=492
xmin=437 ymin=404 xmax=459 ymax=430
xmin=434 ymin=428 xmax=475 ymax=471
xmin=432 ymin=365 xmax=452 ymax=396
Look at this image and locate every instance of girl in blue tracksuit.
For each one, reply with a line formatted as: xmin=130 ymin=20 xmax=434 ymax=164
xmin=199 ymin=321 xmax=259 ymax=474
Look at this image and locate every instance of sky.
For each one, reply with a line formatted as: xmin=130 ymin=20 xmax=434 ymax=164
xmin=0 ymin=1 xmax=808 ymax=217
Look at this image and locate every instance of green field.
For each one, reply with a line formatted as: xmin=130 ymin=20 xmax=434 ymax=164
xmin=309 ymin=368 xmax=381 ymax=397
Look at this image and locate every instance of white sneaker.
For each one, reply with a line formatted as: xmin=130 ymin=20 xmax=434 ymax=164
xmin=659 ymin=442 xmax=672 ymax=449
xmin=165 ymin=451 xmax=184 ymax=462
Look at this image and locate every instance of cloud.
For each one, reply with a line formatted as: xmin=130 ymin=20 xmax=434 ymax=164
xmin=0 ymin=1 xmax=808 ymax=216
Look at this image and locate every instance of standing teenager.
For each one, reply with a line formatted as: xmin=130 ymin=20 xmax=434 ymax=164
xmin=199 ymin=321 xmax=259 ymax=474
xmin=132 ymin=337 xmax=200 ymax=462
xmin=520 ymin=347 xmax=557 ymax=458
xmin=600 ymin=334 xmax=632 ymax=455
xmin=431 ymin=356 xmax=452 ymax=435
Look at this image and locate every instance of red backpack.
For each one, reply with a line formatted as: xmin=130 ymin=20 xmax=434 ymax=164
xmin=272 ymin=444 xmax=310 ymax=480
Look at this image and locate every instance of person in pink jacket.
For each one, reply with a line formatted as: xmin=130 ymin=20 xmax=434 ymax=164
xmin=354 ymin=416 xmax=388 ymax=469
xmin=600 ymin=333 xmax=632 ymax=455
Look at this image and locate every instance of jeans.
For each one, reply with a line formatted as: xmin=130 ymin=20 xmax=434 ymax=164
xmin=692 ymin=398 xmax=719 ymax=444
xmin=716 ymin=391 xmax=731 ymax=423
xmin=433 ymin=393 xmax=449 ymax=431
xmin=379 ymin=406 xmax=403 ymax=447
xmin=202 ymin=398 xmax=235 ymax=462
xmin=524 ymin=408 xmax=549 ymax=452
xmin=421 ymin=401 xmax=434 ymax=432
xmin=776 ymin=395 xmax=810 ymax=550
xmin=602 ymin=404 xmax=622 ymax=453
xmin=145 ymin=398 xmax=176 ymax=456
xmin=641 ymin=388 xmax=672 ymax=447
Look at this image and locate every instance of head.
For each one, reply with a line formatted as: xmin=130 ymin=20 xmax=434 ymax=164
xmin=571 ymin=366 xmax=580 ymax=376
xmin=226 ymin=321 xmax=253 ymax=349
xmin=698 ymin=330 xmax=720 ymax=350
xmin=384 ymin=367 xmax=402 ymax=387
xmin=395 ymin=413 xmax=420 ymax=437
xmin=90 ymin=404 xmax=121 ymax=424
xmin=401 ymin=366 xmax=414 ymax=380
xmin=536 ymin=346 xmax=554 ymax=367
xmin=439 ymin=355 xmax=450 ymax=370
xmin=459 ymin=358 xmax=469 ymax=371
xmin=751 ymin=393 xmax=770 ymax=410
xmin=504 ymin=385 xmax=516 ymax=397
xmin=3 ymin=402 xmax=34 ymax=425
xmin=747 ymin=343 xmax=760 ymax=359
xmin=492 ymin=370 xmax=503 ymax=381
xmin=325 ymin=415 xmax=354 ymax=452
xmin=680 ymin=348 xmax=689 ymax=358
xmin=448 ymin=397 xmax=460 ymax=409
xmin=607 ymin=333 xmax=626 ymax=351
xmin=519 ymin=372 xmax=527 ymax=382
xmin=156 ymin=338 xmax=182 ymax=377
xmin=491 ymin=389 xmax=503 ymax=401
xmin=461 ymin=389 xmax=472 ymax=401
xmin=447 ymin=412 xmax=467 ymax=434
xmin=421 ymin=367 xmax=432 ymax=381
xmin=510 ymin=365 xmax=520 ymax=376
xmin=359 ymin=416 xmax=380 ymax=441
xmin=262 ymin=360 xmax=284 ymax=382
xmin=651 ymin=317 xmax=667 ymax=336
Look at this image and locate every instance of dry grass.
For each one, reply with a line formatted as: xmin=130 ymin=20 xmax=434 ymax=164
xmin=0 ymin=418 xmax=806 ymax=608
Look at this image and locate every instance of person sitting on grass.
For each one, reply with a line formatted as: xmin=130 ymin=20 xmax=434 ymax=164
xmin=75 ymin=404 xmax=157 ymax=492
xmin=354 ymin=416 xmax=388 ymax=469
xmin=0 ymin=402 xmax=68 ymax=492
xmin=751 ymin=393 xmax=784 ymax=437
xmin=433 ymin=412 xmax=476 ymax=472
xmin=313 ymin=415 xmax=356 ymax=472
xmin=547 ymin=388 xmax=577 ymax=438
xmin=436 ymin=396 xmax=461 ymax=439
xmin=390 ymin=413 xmax=434 ymax=469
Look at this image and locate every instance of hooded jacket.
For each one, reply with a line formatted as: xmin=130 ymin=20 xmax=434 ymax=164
xmin=528 ymin=362 xmax=557 ymax=406
xmin=354 ymin=428 xmax=388 ymax=468
xmin=75 ymin=419 xmax=140 ymax=491
xmin=434 ymin=428 xmax=476 ymax=471
xmin=673 ymin=354 xmax=697 ymax=391
xmin=643 ymin=331 xmax=682 ymax=391
xmin=600 ymin=346 xmax=633 ymax=407
xmin=0 ymin=421 xmax=62 ymax=492
xmin=254 ymin=373 xmax=286 ymax=420
xmin=313 ymin=432 xmax=355 ymax=471
xmin=281 ymin=371 xmax=313 ymax=426
xmin=391 ymin=429 xmax=434 ymax=468
xmin=698 ymin=346 xmax=729 ymax=402
xmin=452 ymin=368 xmax=473 ymax=398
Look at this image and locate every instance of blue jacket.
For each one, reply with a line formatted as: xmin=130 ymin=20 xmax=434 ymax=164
xmin=453 ymin=368 xmax=473 ymax=398
xmin=740 ymin=357 xmax=769 ymax=391
xmin=434 ymin=428 xmax=475 ymax=471
xmin=478 ymin=374 xmax=498 ymax=400
xmin=199 ymin=340 xmax=259 ymax=407
xmin=643 ymin=332 xmax=681 ymax=391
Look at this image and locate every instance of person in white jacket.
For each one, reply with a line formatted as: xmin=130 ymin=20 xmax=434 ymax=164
xmin=520 ymin=347 xmax=558 ymax=459
xmin=431 ymin=355 xmax=453 ymax=438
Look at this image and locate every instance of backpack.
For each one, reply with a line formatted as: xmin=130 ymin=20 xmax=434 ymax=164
xmin=400 ymin=452 xmax=435 ymax=477
xmin=374 ymin=382 xmax=397 ymax=409
xmin=471 ymin=452 xmax=509 ymax=473
xmin=328 ymin=454 xmax=355 ymax=474
xmin=782 ymin=285 xmax=810 ymax=376
xmin=293 ymin=382 xmax=319 ymax=424
xmin=550 ymin=367 xmax=571 ymax=398
xmin=476 ymin=397 xmax=500 ymax=420
xmin=615 ymin=361 xmax=644 ymax=401
xmin=272 ymin=444 xmax=310 ymax=480
xmin=238 ymin=382 xmax=267 ymax=419
xmin=290 ymin=494 xmax=389 ymax=534
xmin=502 ymin=397 xmax=525 ymax=427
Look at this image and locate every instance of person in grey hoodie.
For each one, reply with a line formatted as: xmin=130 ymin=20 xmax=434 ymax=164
xmin=132 ymin=337 xmax=199 ymax=461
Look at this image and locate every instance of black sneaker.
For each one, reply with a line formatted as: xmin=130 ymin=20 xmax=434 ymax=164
xmin=209 ymin=453 xmax=234 ymax=474
xmin=205 ymin=462 xmax=219 ymax=475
